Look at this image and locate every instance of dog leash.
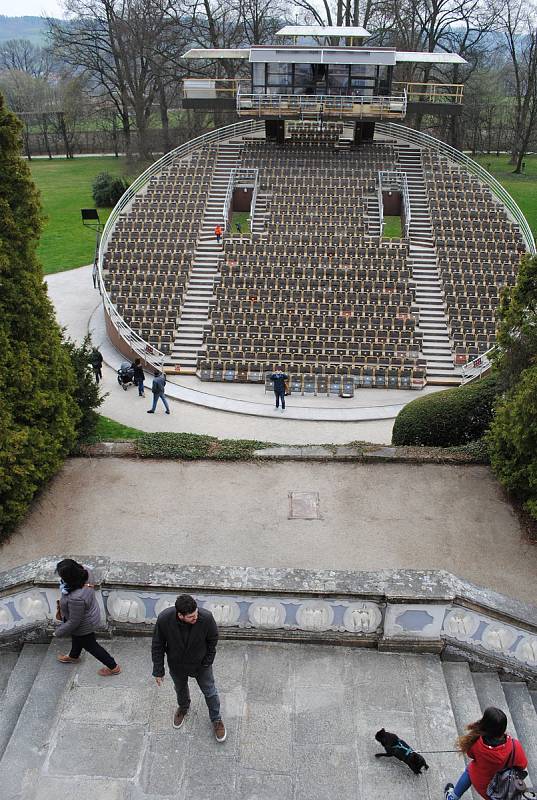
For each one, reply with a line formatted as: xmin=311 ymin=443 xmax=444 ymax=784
xmin=417 ymin=749 xmax=460 ymax=754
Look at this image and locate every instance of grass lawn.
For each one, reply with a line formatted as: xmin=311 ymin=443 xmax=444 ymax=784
xmin=84 ymin=415 xmax=144 ymax=443
xmin=30 ymin=151 xmax=537 ymax=276
xmin=472 ymin=153 xmax=537 ymax=238
xmin=230 ymin=210 xmax=251 ymax=235
xmin=383 ymin=215 xmax=402 ymax=238
xmin=29 ymin=156 xmax=131 ymax=274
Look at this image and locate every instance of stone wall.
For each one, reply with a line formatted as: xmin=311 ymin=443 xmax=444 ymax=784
xmin=0 ymin=557 xmax=536 ymax=679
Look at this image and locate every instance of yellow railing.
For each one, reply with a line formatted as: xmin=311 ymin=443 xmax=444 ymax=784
xmin=182 ymin=78 xmax=246 ymax=98
xmin=393 ymin=82 xmax=464 ymax=104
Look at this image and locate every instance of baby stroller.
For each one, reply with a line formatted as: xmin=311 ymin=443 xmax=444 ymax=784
xmin=117 ymin=361 xmax=135 ymax=390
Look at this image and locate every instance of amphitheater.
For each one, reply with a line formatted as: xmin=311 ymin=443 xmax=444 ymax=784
xmin=1 ymin=25 xmax=537 ymax=800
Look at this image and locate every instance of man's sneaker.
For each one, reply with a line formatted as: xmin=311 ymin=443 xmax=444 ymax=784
xmin=173 ymin=708 xmax=188 ymax=729
xmin=444 ymin=783 xmax=456 ymax=800
xmin=57 ymin=654 xmax=80 ymax=664
xmin=213 ymin=719 xmax=226 ymax=743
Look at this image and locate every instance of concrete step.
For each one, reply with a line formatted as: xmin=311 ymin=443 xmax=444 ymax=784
xmin=472 ymin=672 xmax=520 ymax=739
xmin=0 ymin=641 xmax=74 ymax=798
xmin=502 ymin=682 xmax=537 ymax=787
xmin=442 ymin=661 xmax=483 ymax=800
xmin=0 ymin=644 xmax=47 ymax=760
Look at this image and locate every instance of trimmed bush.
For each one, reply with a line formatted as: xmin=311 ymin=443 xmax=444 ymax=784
xmin=392 ymin=376 xmax=498 ymax=447
xmin=0 ymin=92 xmax=81 ymax=538
xmin=91 ymin=171 xmax=128 ymax=207
xmin=487 ymin=365 xmax=537 ymax=520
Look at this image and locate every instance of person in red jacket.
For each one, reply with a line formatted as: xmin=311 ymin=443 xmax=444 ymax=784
xmin=444 ymin=706 xmax=528 ymax=800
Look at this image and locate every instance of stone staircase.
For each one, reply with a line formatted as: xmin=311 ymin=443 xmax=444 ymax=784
xmin=396 ymin=143 xmax=461 ymax=386
xmin=166 ymin=140 xmax=244 ymax=374
xmin=1 ymin=639 xmax=536 ymax=799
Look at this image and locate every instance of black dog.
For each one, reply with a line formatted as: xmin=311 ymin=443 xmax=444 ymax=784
xmin=374 ymin=728 xmax=429 ymax=775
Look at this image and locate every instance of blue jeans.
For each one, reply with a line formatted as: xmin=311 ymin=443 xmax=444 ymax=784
xmin=150 ymin=392 xmax=170 ymax=412
xmin=170 ymin=666 xmax=221 ymax=722
xmin=449 ymin=767 xmax=471 ymax=798
xmin=136 ymin=378 xmax=145 ymax=396
xmin=274 ymin=389 xmax=285 ymax=409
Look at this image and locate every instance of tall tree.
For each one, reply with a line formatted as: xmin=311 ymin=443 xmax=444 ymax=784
xmin=501 ymin=0 xmax=537 ymax=173
xmin=0 ymin=91 xmax=80 ymax=538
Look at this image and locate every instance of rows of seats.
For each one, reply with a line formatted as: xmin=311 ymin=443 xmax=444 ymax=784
xmin=200 ymin=135 xmax=422 ymax=383
xmin=103 ymin=146 xmax=218 ymax=354
xmin=423 ymin=151 xmax=526 ymax=363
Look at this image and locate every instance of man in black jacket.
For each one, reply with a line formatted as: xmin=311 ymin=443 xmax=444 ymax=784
xmin=152 ymin=594 xmax=226 ymax=742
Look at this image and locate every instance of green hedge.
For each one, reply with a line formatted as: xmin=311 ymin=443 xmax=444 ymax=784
xmin=136 ymin=432 xmax=269 ymax=460
xmin=392 ymin=376 xmax=498 ymax=447
xmin=487 ymin=365 xmax=537 ymax=520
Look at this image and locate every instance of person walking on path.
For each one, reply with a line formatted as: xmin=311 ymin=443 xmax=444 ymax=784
xmin=89 ymin=348 xmax=103 ymax=384
xmin=214 ymin=224 xmax=223 ymax=243
xmin=147 ymin=369 xmax=170 ymax=414
xmin=269 ymin=367 xmax=289 ymax=411
xmin=151 ymin=594 xmax=226 ymax=743
xmin=444 ymin=707 xmax=528 ymax=800
xmin=54 ymin=559 xmax=121 ymax=676
xmin=131 ymin=358 xmax=145 ymax=397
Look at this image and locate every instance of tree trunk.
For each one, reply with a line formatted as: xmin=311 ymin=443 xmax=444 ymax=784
xmin=158 ymin=83 xmax=170 ymax=153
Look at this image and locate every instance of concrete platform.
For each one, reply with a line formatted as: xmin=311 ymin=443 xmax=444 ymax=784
xmin=45 ymin=266 xmax=444 ymax=443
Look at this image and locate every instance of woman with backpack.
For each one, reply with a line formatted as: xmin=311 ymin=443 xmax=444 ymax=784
xmin=54 ymin=559 xmax=121 ymax=676
xmin=444 ymin=707 xmax=528 ymax=800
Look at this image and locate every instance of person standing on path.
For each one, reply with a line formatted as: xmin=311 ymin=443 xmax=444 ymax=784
xmin=151 ymin=594 xmax=226 ymax=743
xmin=54 ymin=559 xmax=121 ymax=676
xmin=131 ymin=358 xmax=145 ymax=397
xmin=444 ymin=707 xmax=527 ymax=800
xmin=214 ymin=224 xmax=223 ymax=243
xmin=147 ymin=369 xmax=170 ymax=414
xmin=89 ymin=348 xmax=103 ymax=384
xmin=269 ymin=367 xmax=289 ymax=411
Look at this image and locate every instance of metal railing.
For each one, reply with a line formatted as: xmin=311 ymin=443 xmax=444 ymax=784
xmin=237 ymin=91 xmax=407 ymax=119
xmin=377 ymin=122 xmax=535 ymax=383
xmin=376 ymin=123 xmax=536 ymax=253
xmin=392 ymin=81 xmax=464 ymax=104
xmin=97 ymin=119 xmax=265 ymax=367
xmin=461 ymin=350 xmax=495 ymax=383
xmin=182 ymin=78 xmax=247 ymax=99
xmin=378 ymin=170 xmax=411 ymax=238
xmin=222 ymin=168 xmax=259 ymax=230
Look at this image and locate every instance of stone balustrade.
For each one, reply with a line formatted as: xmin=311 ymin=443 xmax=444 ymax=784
xmin=0 ymin=557 xmax=535 ymax=679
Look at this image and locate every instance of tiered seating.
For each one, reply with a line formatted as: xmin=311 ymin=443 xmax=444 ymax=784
xmin=287 ymin=120 xmax=343 ymax=146
xmin=423 ymin=152 xmax=526 ymax=363
xmin=103 ymin=147 xmax=218 ymax=354
xmin=200 ymin=137 xmax=425 ymax=387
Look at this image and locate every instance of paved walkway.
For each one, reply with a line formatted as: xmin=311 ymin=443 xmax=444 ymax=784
xmin=3 ymin=458 xmax=536 ymax=606
xmin=45 ymin=266 xmax=442 ymax=444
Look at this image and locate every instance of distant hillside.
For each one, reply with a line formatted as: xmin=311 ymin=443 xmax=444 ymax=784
xmin=0 ymin=16 xmax=54 ymax=45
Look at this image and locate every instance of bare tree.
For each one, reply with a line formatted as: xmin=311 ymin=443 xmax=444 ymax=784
xmin=501 ymin=0 xmax=537 ymax=172
xmin=0 ymin=39 xmax=54 ymax=80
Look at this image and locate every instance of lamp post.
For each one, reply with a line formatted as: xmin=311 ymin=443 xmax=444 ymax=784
xmin=81 ymin=209 xmax=103 ymax=289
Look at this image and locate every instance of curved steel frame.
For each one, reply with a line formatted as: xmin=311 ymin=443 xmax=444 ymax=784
xmin=377 ymin=123 xmax=536 ymax=382
xmin=97 ymin=119 xmax=265 ymax=368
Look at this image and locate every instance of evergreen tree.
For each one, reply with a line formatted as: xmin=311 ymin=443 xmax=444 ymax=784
xmin=0 ymin=91 xmax=81 ymax=539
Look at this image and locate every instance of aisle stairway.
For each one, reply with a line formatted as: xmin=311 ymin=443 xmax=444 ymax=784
xmin=395 ymin=143 xmax=462 ymax=386
xmin=0 ymin=639 xmax=535 ymax=799
xmin=166 ymin=140 xmax=244 ymax=374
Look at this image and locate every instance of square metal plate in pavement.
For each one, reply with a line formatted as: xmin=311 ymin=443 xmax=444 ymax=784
xmin=288 ymin=491 xmax=321 ymax=519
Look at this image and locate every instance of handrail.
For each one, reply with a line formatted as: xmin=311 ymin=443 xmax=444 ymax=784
xmin=223 ymin=167 xmax=259 ymax=230
xmin=378 ymin=170 xmax=411 ymax=238
xmin=97 ymin=119 xmax=265 ymax=367
xmin=461 ymin=349 xmax=494 ymax=383
xmin=392 ymin=81 xmax=464 ymax=104
xmin=376 ymin=123 xmax=536 ymax=254
xmin=237 ymin=92 xmax=407 ymax=119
